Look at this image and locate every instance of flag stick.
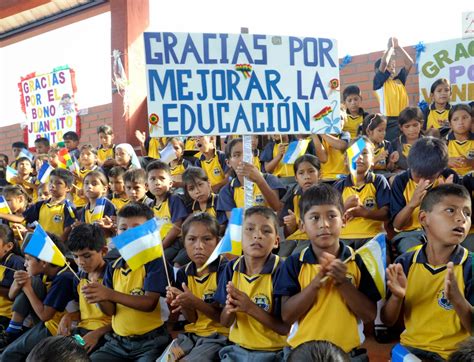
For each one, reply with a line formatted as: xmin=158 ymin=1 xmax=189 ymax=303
xmin=320 ymin=254 xmax=355 ymax=284
xmin=1 ymin=265 xmax=19 ymax=272
xmin=14 ymin=225 xmax=23 ymax=242
xmin=160 ymin=242 xmax=172 ymax=287
xmin=65 ymin=261 xmax=82 ymax=282
xmin=280 ymin=135 xmax=290 ymax=176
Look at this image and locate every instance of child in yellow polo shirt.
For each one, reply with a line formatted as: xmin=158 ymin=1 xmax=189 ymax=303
xmin=260 ymin=134 xmax=295 ymax=180
xmin=274 ymin=184 xmax=381 ymax=357
xmin=382 ymin=184 xmax=473 ymax=360
xmin=313 ymin=131 xmax=350 ymax=183
xmin=61 ymin=223 xmax=111 ymax=353
xmin=194 ymin=136 xmax=229 ymax=193
xmin=164 ymin=213 xmax=229 ymax=361
xmin=108 ymin=166 xmax=129 ymax=211
xmin=96 ymin=125 xmax=116 ymax=169
xmin=215 ymin=206 xmax=289 ymax=361
xmin=342 ymin=85 xmax=368 ymax=139
xmin=423 ymin=78 xmax=452 ymax=137
xmin=446 ymin=104 xmax=474 ymax=177
xmin=83 ymin=203 xmax=173 ymax=361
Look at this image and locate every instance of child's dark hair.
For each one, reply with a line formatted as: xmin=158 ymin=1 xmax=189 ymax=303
xmin=294 ymin=154 xmax=320 ymax=174
xmin=225 ymin=137 xmax=243 ymax=159
xmin=12 ymin=142 xmax=27 ymax=149
xmin=49 ymin=168 xmax=74 ymax=188
xmin=430 ymin=78 xmax=451 ymax=94
xmin=15 ymin=157 xmax=33 ymax=168
xmin=182 ymin=167 xmax=209 ymax=186
xmin=244 ymin=206 xmax=279 ymax=233
xmin=123 ymin=168 xmax=147 ymax=184
xmin=361 ymin=113 xmax=387 ymax=135
xmin=67 ymin=223 xmax=106 ymax=252
xmin=108 ymin=166 xmax=126 ymax=178
xmin=146 ymin=160 xmax=170 ymax=174
xmin=398 ymin=107 xmax=423 ymax=126
xmin=26 ymin=336 xmax=90 ymax=362
xmin=448 ymin=103 xmax=472 ymax=122
xmin=3 ymin=185 xmax=31 ymax=204
xmin=79 ymin=143 xmax=97 ymax=156
xmin=97 ymin=125 xmax=114 ymax=135
xmin=342 ymin=85 xmax=361 ymax=101
xmin=300 ymin=183 xmax=344 ymax=219
xmin=448 ymin=337 xmax=474 ymax=362
xmin=420 ymin=184 xmax=471 ymax=213
xmin=63 ymin=131 xmax=79 ymax=142
xmin=182 ymin=213 xmax=220 ymax=241
xmin=34 ymin=137 xmax=50 ymax=147
xmin=0 ymin=224 xmax=14 ymax=246
xmin=117 ymin=202 xmax=154 ymax=221
xmin=407 ymin=137 xmax=448 ymax=178
xmin=0 ymin=153 xmax=8 ymax=163
xmin=84 ymin=170 xmax=108 ymax=187
xmin=287 ymin=341 xmax=349 ymax=362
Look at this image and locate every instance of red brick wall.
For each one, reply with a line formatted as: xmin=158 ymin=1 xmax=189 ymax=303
xmin=0 ymin=103 xmax=113 ymax=161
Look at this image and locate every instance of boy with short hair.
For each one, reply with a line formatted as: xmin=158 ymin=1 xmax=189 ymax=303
xmin=34 ymin=138 xmax=50 ymax=155
xmin=215 ymin=206 xmax=289 ymax=361
xmin=274 ymin=183 xmax=381 ymax=357
xmin=63 ymin=131 xmax=80 ymax=160
xmin=123 ymin=168 xmax=154 ymax=207
xmin=1 ymin=233 xmax=76 ymax=361
xmin=391 ymin=137 xmax=458 ymax=254
xmin=96 ymin=125 xmax=115 ymax=168
xmin=342 ymin=85 xmax=368 ymax=139
xmin=62 ymin=224 xmax=111 ymax=353
xmin=146 ymin=160 xmax=189 ymax=266
xmin=10 ymin=142 xmax=28 ymax=169
xmin=382 ymin=184 xmax=473 ymax=361
xmin=108 ymin=166 xmax=129 ymax=211
xmin=83 ymin=203 xmax=173 ymax=361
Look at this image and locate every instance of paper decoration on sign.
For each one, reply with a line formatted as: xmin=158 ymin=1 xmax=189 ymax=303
xmin=462 ymin=12 xmax=474 ymax=39
xmin=112 ymin=49 xmax=129 ymax=116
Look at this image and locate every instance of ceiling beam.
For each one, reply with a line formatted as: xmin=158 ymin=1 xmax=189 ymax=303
xmin=0 ymin=0 xmax=51 ymax=19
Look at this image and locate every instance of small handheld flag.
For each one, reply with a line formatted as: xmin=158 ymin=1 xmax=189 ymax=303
xmin=64 ymin=199 xmax=77 ymax=220
xmin=24 ymin=224 xmax=66 ymax=267
xmin=5 ymin=166 xmax=18 ymax=183
xmin=18 ymin=148 xmax=34 ymax=161
xmin=346 ymin=138 xmax=366 ymax=180
xmin=159 ymin=142 xmax=178 ymax=164
xmin=112 ymin=217 xmax=164 ymax=271
xmin=355 ymin=233 xmax=386 ymax=298
xmin=283 ymin=139 xmax=310 ymax=164
xmin=58 ymin=148 xmax=77 ymax=174
xmin=391 ymin=344 xmax=421 ymax=362
xmin=37 ymin=162 xmax=54 ymax=184
xmin=0 ymin=196 xmax=12 ymax=214
xmin=89 ymin=198 xmax=106 ymax=223
xmin=198 ymin=208 xmax=243 ymax=272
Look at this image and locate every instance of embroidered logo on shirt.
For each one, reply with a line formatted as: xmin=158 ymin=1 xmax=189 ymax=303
xmin=253 ymin=294 xmax=270 ymax=312
xmin=437 ymin=289 xmax=453 ymax=310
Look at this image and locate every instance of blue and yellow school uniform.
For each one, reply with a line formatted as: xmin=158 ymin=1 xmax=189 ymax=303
xmin=111 ymin=194 xmax=129 ymax=211
xmin=423 ymin=103 xmax=451 ymax=130
xmin=190 ymin=193 xmax=227 ymax=225
xmin=195 ymin=151 xmax=228 ymax=188
xmin=43 ymin=267 xmax=76 ymax=335
xmin=462 ymin=172 xmax=474 ymax=237
xmin=104 ymin=256 xmax=172 ymax=336
xmin=74 ymin=270 xmax=112 ymax=331
xmin=23 ymin=198 xmax=76 ymax=237
xmin=170 ymin=158 xmax=193 ymax=178
xmin=279 ymin=186 xmax=308 ymax=241
xmin=390 ymin=168 xmax=459 ymax=232
xmin=152 ymin=193 xmax=188 ymax=240
xmin=217 ymin=174 xmax=285 ymax=211
xmin=319 ymin=132 xmax=350 ymax=181
xmin=10 ymin=176 xmax=37 ymax=202
xmin=80 ymin=198 xmax=116 ymax=224
xmin=97 ymin=145 xmax=115 ymax=164
xmin=395 ymin=244 xmax=473 ymax=360
xmin=373 ymin=68 xmax=409 ymax=117
xmin=373 ymin=140 xmax=393 ymax=171
xmin=334 ymin=172 xmax=391 ymax=239
xmin=260 ymin=141 xmax=295 ymax=178
xmin=274 ymin=243 xmax=381 ymax=352
xmin=0 ymin=253 xmax=24 ymax=319
xmin=185 ymin=137 xmax=197 ymax=151
xmin=214 ymin=254 xmax=287 ymax=351
xmin=446 ymin=132 xmax=474 ymax=176
xmin=73 ymin=166 xmax=101 ymax=208
xmin=176 ymin=258 xmax=229 ymax=337
xmin=145 ymin=137 xmax=167 ymax=159
xmin=253 ymin=149 xmax=262 ymax=171
xmin=344 ymin=109 xmax=368 ymax=139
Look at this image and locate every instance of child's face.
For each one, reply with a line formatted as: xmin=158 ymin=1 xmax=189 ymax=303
xmin=420 ymin=195 xmax=471 ymax=247
xmin=400 ymin=119 xmax=422 ymax=140
xmin=12 ymin=147 xmax=22 ymax=158
xmin=24 ymin=254 xmax=43 ymax=276
xmin=84 ymin=176 xmax=107 ymax=201
xmin=35 ymin=143 xmax=49 ymax=154
xmin=170 ymin=139 xmax=184 ymax=159
xmin=344 ymin=94 xmax=362 ymax=114
xmin=355 ymin=146 xmax=374 ymax=174
xmin=115 ymin=148 xmax=131 ymax=167
xmin=124 ymin=181 xmax=147 ymax=202
xmin=5 ymin=194 xmax=25 ymax=213
xmin=109 ymin=176 xmax=125 ymax=194
xmin=387 ymin=59 xmax=396 ymax=76
xmin=48 ymin=153 xmax=59 ymax=168
xmin=432 ymin=83 xmax=451 ymax=105
xmin=367 ymin=122 xmax=387 ymax=144
xmin=38 ymin=185 xmax=50 ymax=200
xmin=242 ymin=213 xmax=279 ymax=259
xmin=80 ymin=150 xmax=97 ymax=169
xmin=272 ymin=134 xmax=288 ymax=143
xmin=251 ymin=136 xmax=259 ymax=149
xmin=0 ymin=239 xmax=13 ymax=260
xmin=226 ymin=142 xmax=243 ymax=171
xmin=186 ymin=179 xmax=211 ymax=203
xmin=147 ymin=169 xmax=172 ymax=198
xmin=72 ymin=247 xmax=105 ymax=274
xmin=184 ymin=222 xmax=218 ymax=267
xmin=17 ymin=160 xmax=32 ymax=177
xmin=99 ymin=132 xmax=114 ymax=148
xmin=450 ymin=110 xmax=472 ymax=136
xmin=64 ymin=139 xmax=79 ymax=151
xmin=295 ymin=161 xmax=319 ymax=192
xmin=117 ymin=216 xmax=148 ymax=234
xmin=48 ymin=175 xmax=70 ymax=199
xmin=0 ymin=157 xmax=7 ymax=168
xmin=411 ymin=171 xmax=440 ymax=185
xmin=302 ymin=204 xmax=344 ymax=250
xmin=195 ymin=136 xmax=213 ymax=152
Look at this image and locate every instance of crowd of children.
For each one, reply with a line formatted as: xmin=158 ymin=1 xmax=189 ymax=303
xmin=0 ymin=42 xmax=473 ymax=360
